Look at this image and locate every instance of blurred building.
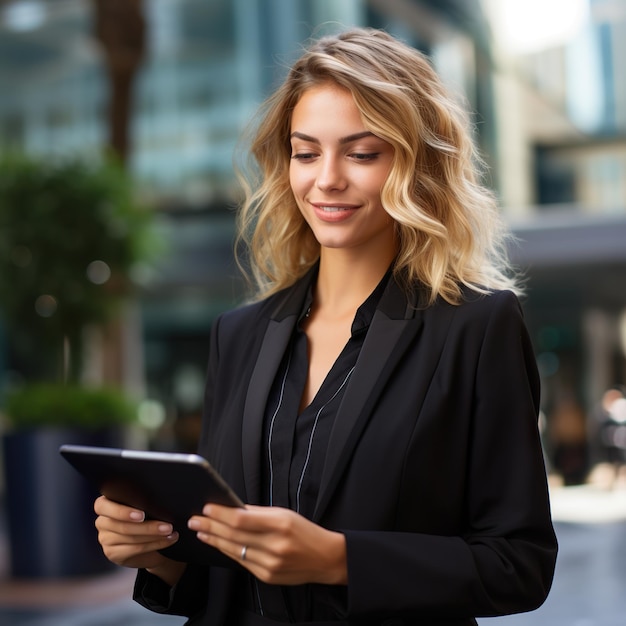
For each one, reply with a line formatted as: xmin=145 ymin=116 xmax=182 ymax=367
xmin=483 ymin=0 xmax=626 ymax=462
xmin=482 ymin=0 xmax=626 ymax=482
xmin=1 ymin=0 xmax=625 ymax=468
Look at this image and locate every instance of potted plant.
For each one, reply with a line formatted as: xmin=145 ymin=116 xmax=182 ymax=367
xmin=0 ymin=152 xmax=154 ymax=577
xmin=2 ymin=385 xmax=138 ymax=577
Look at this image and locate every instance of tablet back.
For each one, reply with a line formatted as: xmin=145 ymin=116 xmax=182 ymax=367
xmin=60 ymin=444 xmax=244 ymax=567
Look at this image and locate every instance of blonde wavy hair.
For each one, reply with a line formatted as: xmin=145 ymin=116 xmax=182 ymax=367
xmin=236 ymin=27 xmax=519 ymax=304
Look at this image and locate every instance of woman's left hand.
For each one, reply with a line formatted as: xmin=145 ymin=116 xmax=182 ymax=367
xmin=187 ymin=504 xmax=347 ymax=586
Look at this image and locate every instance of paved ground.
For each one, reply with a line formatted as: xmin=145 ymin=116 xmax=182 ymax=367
xmin=1 ymin=482 xmax=625 ymax=626
xmin=0 ymin=603 xmax=184 ymax=626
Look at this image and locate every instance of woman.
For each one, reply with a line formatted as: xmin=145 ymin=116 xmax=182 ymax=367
xmin=95 ymin=28 xmax=557 ymax=625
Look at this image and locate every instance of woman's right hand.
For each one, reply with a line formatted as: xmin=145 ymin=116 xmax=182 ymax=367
xmin=94 ymin=495 xmax=186 ymax=586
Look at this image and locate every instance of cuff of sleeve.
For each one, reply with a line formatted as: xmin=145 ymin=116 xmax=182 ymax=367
xmin=133 ymin=568 xmax=178 ymax=614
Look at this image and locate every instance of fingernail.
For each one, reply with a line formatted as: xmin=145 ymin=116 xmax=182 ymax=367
xmin=130 ymin=511 xmax=145 ymax=522
xmin=188 ymin=519 xmax=200 ymax=530
xmin=158 ymin=523 xmax=173 ymax=534
xmin=167 ymin=531 xmax=179 ymax=541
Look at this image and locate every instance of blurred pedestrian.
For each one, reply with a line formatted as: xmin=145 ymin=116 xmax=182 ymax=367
xmin=547 ymin=391 xmax=588 ymax=485
xmin=592 ymin=387 xmax=626 ymax=488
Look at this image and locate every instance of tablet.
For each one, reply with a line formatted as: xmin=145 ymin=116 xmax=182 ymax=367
xmin=59 ymin=444 xmax=245 ymax=566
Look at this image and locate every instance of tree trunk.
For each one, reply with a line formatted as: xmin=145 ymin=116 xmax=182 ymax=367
xmin=93 ymin=0 xmax=146 ymax=164
xmin=92 ymin=0 xmax=146 ymax=388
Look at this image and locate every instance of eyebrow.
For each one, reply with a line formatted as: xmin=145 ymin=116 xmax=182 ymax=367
xmin=290 ymin=131 xmax=376 ymax=145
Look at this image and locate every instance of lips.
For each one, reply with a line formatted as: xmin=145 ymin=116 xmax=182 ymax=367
xmin=311 ymin=202 xmax=359 ymax=211
xmin=310 ymin=202 xmax=360 ymax=222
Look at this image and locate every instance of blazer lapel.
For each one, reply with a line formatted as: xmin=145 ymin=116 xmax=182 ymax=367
xmin=240 ymin=269 xmax=315 ymax=504
xmin=313 ymin=279 xmax=426 ymax=520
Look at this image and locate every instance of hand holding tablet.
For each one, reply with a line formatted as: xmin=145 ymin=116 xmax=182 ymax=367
xmin=59 ymin=444 xmax=244 ymax=566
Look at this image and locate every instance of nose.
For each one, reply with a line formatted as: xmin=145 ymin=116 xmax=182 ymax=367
xmin=316 ymin=155 xmax=347 ymax=192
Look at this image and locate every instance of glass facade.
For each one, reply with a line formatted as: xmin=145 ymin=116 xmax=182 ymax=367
xmin=0 ymin=0 xmax=490 ymax=202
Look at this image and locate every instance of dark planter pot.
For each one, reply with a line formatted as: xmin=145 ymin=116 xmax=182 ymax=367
xmin=2 ymin=427 xmax=124 ymax=578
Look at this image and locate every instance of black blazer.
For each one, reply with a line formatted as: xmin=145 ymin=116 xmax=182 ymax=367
xmin=135 ymin=271 xmax=557 ymax=625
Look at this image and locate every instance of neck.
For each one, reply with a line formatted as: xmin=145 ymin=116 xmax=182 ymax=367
xmin=314 ymin=248 xmax=395 ymax=315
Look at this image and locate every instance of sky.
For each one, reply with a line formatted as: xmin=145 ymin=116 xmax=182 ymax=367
xmin=497 ymin=0 xmax=590 ymax=53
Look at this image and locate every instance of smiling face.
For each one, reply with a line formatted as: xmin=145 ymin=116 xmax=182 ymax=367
xmin=289 ymin=83 xmax=397 ymax=261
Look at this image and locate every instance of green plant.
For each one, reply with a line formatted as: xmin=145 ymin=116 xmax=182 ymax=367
xmin=0 ymin=152 xmax=155 ymax=383
xmin=4 ymin=383 xmax=138 ymax=430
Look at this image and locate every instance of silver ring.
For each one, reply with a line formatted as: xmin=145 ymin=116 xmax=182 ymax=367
xmin=240 ymin=545 xmax=248 ymax=561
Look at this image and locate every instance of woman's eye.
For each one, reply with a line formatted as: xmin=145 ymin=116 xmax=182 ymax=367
xmin=291 ymin=153 xmax=317 ymax=161
xmin=350 ymin=153 xmax=380 ymax=162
